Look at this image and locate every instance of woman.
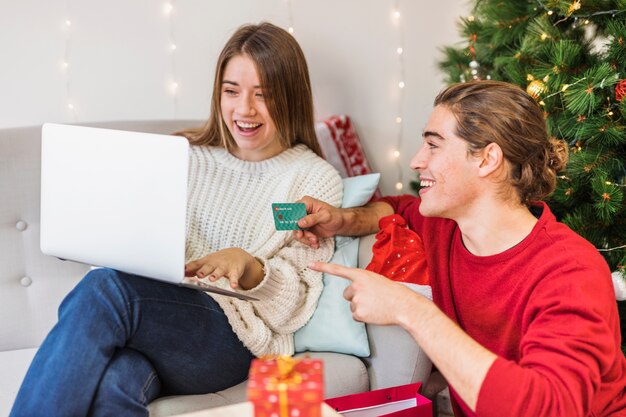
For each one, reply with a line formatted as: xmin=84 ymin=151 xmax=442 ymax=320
xmin=299 ymin=80 xmax=626 ymax=416
xmin=11 ymin=22 xmax=342 ymax=417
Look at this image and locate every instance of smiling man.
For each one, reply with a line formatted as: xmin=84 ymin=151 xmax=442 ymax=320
xmin=296 ymin=81 xmax=626 ymax=417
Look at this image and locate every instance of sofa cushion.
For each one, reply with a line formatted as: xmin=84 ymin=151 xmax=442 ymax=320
xmin=0 ymin=348 xmax=37 ymax=417
xmin=148 ymin=352 xmax=368 ymax=417
xmin=295 ymin=174 xmax=380 ymax=357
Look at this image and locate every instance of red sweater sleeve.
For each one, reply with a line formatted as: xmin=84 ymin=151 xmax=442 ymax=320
xmin=476 ymin=263 xmax=623 ymax=417
xmin=376 ymin=194 xmax=425 ymax=235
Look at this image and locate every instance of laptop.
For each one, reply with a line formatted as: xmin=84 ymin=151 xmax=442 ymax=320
xmin=40 ymin=123 xmax=257 ymax=301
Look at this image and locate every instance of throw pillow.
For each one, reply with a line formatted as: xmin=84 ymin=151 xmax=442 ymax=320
xmin=294 ymin=173 xmax=380 ymax=357
xmin=315 ymin=116 xmax=381 ymax=198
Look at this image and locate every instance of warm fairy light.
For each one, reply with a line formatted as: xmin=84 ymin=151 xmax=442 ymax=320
xmin=562 ymin=84 xmax=569 ymax=91
xmin=392 ymin=0 xmax=406 ymax=194
xmin=165 ymin=1 xmax=179 ymax=117
xmin=547 ymin=10 xmax=554 ymax=15
xmin=541 ymin=33 xmax=549 ymax=41
xmin=468 ymin=15 xmax=475 ymax=21
xmin=286 ymin=0 xmax=295 ymax=35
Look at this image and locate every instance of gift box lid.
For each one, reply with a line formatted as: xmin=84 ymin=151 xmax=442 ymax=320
xmin=248 ymin=356 xmax=324 ymax=401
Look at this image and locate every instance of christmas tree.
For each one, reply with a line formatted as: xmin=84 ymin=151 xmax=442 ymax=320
xmin=424 ymin=0 xmax=626 ymax=351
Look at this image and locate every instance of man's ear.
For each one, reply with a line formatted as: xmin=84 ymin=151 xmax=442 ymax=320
xmin=477 ymin=142 xmax=504 ymax=178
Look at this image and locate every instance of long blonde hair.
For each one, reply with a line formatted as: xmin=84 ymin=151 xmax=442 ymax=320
xmin=177 ymin=22 xmax=322 ymax=157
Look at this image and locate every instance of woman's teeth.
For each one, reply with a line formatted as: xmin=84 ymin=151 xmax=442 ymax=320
xmin=420 ymin=180 xmax=435 ymax=187
xmin=236 ymin=121 xmax=261 ymax=129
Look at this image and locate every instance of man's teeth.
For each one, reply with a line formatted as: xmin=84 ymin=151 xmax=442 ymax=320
xmin=420 ymin=180 xmax=435 ymax=187
xmin=236 ymin=121 xmax=261 ymax=129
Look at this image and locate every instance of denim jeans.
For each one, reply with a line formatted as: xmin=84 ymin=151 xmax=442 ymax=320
xmin=10 ymin=268 xmax=254 ymax=417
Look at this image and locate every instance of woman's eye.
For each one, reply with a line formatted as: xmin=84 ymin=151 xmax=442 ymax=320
xmin=427 ymin=142 xmax=437 ymax=149
xmin=224 ymin=89 xmax=237 ymax=96
xmin=255 ymin=92 xmax=264 ymax=99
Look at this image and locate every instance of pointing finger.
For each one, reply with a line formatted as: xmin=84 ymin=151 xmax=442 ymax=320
xmin=308 ymin=261 xmax=357 ymax=281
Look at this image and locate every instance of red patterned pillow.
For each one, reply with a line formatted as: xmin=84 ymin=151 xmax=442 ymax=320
xmin=316 ymin=115 xmax=375 ymax=177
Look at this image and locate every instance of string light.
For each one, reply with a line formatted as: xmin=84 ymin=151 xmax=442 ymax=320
xmin=286 ymin=0 xmax=295 ymax=34
xmin=391 ymin=0 xmax=406 ymax=193
xmin=62 ymin=0 xmax=77 ymax=121
xmin=164 ymin=1 xmax=179 ymax=118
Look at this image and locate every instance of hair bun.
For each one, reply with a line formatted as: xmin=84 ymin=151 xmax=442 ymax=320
xmin=548 ymin=137 xmax=569 ymax=172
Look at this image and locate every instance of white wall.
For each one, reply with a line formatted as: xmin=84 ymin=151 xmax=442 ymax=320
xmin=0 ymin=0 xmax=467 ymax=195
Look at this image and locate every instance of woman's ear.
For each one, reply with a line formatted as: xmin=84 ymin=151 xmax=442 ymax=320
xmin=477 ymin=142 xmax=504 ymax=178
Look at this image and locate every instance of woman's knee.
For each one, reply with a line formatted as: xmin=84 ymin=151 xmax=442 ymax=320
xmin=59 ymin=268 xmax=128 ymax=315
xmin=91 ymin=349 xmax=161 ymax=414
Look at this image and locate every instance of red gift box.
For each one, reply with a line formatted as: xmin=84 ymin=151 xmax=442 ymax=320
xmin=248 ymin=356 xmax=324 ymax=417
xmin=325 ymin=382 xmax=432 ymax=417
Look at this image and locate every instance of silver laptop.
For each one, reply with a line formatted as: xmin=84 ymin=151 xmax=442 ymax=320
xmin=40 ymin=123 xmax=256 ymax=301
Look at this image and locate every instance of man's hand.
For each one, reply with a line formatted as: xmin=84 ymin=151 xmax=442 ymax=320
xmin=308 ymin=261 xmax=422 ymax=325
xmin=294 ymin=196 xmax=345 ymax=248
xmin=294 ymin=197 xmax=393 ymax=249
xmin=185 ymin=248 xmax=264 ymax=290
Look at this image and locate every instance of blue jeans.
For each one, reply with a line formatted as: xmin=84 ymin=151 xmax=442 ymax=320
xmin=10 ymin=268 xmax=254 ymax=417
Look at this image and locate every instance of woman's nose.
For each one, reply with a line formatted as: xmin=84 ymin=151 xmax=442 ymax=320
xmin=236 ymin=95 xmax=256 ymax=116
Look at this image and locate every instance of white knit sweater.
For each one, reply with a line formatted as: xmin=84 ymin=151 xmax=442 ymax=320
xmin=186 ymin=144 xmax=343 ymax=356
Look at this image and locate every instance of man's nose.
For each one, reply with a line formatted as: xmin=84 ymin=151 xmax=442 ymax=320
xmin=410 ymin=146 xmax=426 ymax=171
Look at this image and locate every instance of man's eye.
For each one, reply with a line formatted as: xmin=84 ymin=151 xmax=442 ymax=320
xmin=427 ymin=142 xmax=437 ymax=149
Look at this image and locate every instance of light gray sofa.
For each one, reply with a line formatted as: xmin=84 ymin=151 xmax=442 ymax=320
xmin=0 ymin=120 xmax=432 ymax=416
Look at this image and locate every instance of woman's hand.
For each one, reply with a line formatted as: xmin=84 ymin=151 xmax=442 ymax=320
xmin=185 ymin=248 xmax=264 ymax=290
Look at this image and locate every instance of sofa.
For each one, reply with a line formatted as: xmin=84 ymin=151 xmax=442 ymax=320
xmin=0 ymin=120 xmax=433 ymax=416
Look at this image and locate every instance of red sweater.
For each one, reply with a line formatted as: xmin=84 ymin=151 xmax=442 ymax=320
xmin=380 ymin=195 xmax=626 ymax=417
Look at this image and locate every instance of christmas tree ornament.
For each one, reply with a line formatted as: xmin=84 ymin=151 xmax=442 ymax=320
xmin=527 ymin=79 xmax=548 ymax=100
xmin=616 ymin=79 xmax=626 ymax=102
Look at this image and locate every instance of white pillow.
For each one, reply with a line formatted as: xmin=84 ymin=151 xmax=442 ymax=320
xmin=294 ymin=173 xmax=380 ymax=356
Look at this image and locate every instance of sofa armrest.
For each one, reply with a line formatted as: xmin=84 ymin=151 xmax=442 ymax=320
xmin=357 ymin=234 xmax=433 ymax=390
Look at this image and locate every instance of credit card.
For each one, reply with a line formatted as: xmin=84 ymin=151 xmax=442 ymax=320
xmin=272 ymin=203 xmax=306 ymax=230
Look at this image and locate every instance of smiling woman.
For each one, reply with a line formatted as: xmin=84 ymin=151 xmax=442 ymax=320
xmin=9 ymin=22 xmax=343 ymax=417
xmin=179 ymin=22 xmax=323 ymax=161
xmin=219 ymin=55 xmax=282 ymax=161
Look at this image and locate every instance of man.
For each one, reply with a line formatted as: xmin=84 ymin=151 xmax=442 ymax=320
xmin=296 ymin=81 xmax=626 ymax=416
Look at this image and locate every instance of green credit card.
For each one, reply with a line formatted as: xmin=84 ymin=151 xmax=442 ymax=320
xmin=272 ymin=203 xmax=306 ymax=230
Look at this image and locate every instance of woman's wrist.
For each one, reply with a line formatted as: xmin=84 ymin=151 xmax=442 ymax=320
xmin=239 ymin=256 xmax=265 ymax=290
